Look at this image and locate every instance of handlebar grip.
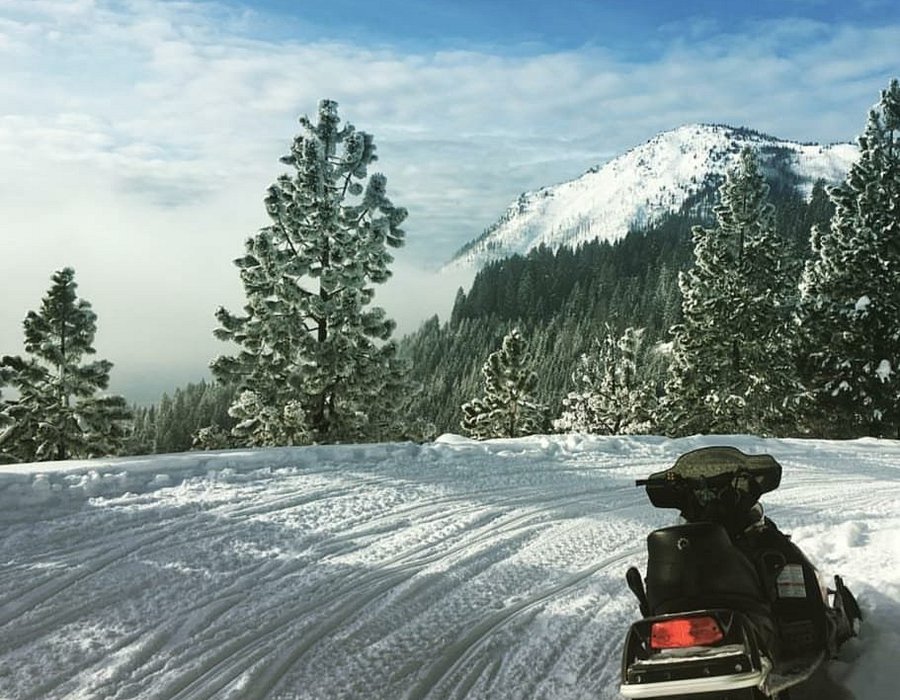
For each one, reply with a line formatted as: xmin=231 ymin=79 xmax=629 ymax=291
xmin=635 ymin=479 xmax=649 ymax=486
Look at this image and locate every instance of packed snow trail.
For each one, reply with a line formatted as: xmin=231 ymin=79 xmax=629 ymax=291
xmin=1 ymin=434 xmax=898 ymax=700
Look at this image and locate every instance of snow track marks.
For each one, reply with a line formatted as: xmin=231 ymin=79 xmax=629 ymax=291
xmin=1 ymin=435 xmax=898 ymax=699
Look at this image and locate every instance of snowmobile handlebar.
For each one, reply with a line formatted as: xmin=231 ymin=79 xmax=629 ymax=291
xmin=636 ymin=448 xmax=782 ymax=508
xmin=642 ymin=469 xmax=764 ymax=528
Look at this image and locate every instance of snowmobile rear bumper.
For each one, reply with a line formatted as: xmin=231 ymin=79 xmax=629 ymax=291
xmin=620 ymin=667 xmax=766 ymax=698
xmin=620 ymin=610 xmax=770 ymax=699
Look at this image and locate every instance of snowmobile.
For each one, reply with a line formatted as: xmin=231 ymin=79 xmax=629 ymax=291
xmin=619 ymin=446 xmax=862 ymax=699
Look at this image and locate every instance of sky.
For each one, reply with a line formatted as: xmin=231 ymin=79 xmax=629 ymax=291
xmin=1 ymin=0 xmax=899 ymax=404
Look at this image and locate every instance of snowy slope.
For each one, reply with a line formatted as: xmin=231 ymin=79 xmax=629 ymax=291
xmin=448 ymin=125 xmax=858 ymax=270
xmin=1 ymin=434 xmax=898 ymax=700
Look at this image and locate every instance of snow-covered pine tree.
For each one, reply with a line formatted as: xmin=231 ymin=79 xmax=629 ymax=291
xmin=191 ymin=425 xmax=232 ymax=451
xmin=554 ymin=325 xmax=657 ymax=435
xmin=461 ymin=328 xmax=545 ymax=439
xmin=227 ymin=389 xmax=308 ymax=447
xmin=0 ymin=268 xmax=131 ymax=462
xmin=0 ymin=373 xmax=13 ymax=464
xmin=798 ymin=79 xmax=900 ymax=437
xmin=665 ymin=148 xmax=802 ymax=436
xmin=212 ymin=100 xmax=409 ymax=445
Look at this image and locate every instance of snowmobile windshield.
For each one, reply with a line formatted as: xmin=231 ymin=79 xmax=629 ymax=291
xmin=639 ymin=446 xmax=782 ymax=525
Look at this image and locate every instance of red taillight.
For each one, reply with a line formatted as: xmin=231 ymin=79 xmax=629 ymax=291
xmin=650 ymin=616 xmax=724 ymax=649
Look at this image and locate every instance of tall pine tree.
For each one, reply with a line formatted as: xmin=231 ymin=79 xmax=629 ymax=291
xmin=212 ymin=100 xmax=409 ymax=445
xmin=665 ymin=148 xmax=801 ymax=436
xmin=798 ymin=79 xmax=900 ymax=437
xmin=0 ymin=268 xmax=131 ymax=462
xmin=461 ymin=328 xmax=545 ymax=439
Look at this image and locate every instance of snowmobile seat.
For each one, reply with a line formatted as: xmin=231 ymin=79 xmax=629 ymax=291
xmin=645 ymin=521 xmax=770 ymax=618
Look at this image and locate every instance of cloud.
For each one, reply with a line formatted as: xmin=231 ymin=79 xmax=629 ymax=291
xmin=375 ymin=261 xmax=476 ymax=337
xmin=1 ymin=0 xmax=897 ymax=401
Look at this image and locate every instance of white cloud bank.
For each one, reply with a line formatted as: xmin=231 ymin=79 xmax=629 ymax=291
xmin=0 ymin=0 xmax=898 ymax=401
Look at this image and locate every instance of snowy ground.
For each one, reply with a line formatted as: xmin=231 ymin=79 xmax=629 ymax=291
xmin=1 ymin=434 xmax=898 ymax=700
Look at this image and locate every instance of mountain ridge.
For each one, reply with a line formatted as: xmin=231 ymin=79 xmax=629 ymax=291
xmin=447 ymin=123 xmax=858 ymax=270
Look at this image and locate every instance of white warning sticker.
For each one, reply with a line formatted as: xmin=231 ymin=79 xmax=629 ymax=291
xmin=776 ymin=564 xmax=807 ymax=598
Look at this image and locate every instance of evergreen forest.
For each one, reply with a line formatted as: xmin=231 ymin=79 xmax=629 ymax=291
xmin=398 ymin=180 xmax=834 ymax=439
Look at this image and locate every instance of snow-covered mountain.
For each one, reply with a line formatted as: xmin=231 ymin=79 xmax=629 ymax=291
xmin=1 ymin=435 xmax=898 ymax=699
xmin=448 ymin=124 xmax=858 ymax=270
